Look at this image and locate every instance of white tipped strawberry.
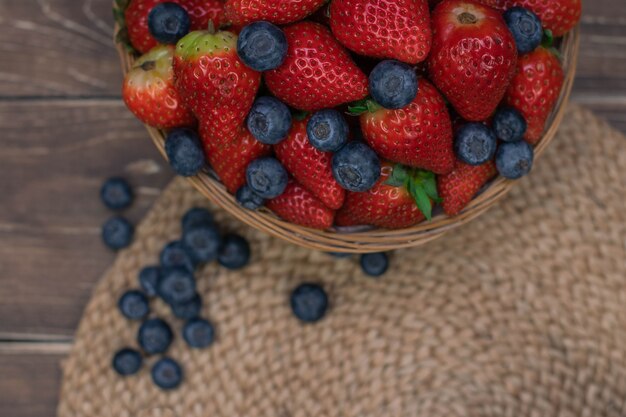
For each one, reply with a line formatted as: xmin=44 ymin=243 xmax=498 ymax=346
xmin=123 ymin=45 xmax=195 ymax=129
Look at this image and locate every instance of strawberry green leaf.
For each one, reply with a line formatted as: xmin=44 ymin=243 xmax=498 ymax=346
xmin=542 ymin=29 xmax=554 ymax=48
xmin=293 ymin=110 xmax=309 ymax=121
xmin=348 ymin=98 xmax=382 ymax=115
xmin=410 ymin=180 xmax=433 ymax=221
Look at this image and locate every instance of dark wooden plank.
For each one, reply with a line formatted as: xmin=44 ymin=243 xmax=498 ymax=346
xmin=0 ymin=0 xmax=121 ymax=97
xmin=0 ymin=100 xmax=172 ymax=335
xmin=0 ymin=353 xmax=64 ymax=417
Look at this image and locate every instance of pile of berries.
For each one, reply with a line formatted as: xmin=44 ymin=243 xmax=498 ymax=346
xmin=118 ymin=0 xmax=580 ymax=230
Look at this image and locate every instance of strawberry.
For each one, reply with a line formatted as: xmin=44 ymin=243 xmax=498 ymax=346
xmin=428 ymin=0 xmax=518 ymax=121
xmin=178 ymin=0 xmax=225 ymax=31
xmin=174 ymin=29 xmax=261 ymax=143
xmin=266 ymin=180 xmax=335 ymax=230
xmin=123 ymin=45 xmax=195 ymax=129
xmin=199 ymin=122 xmax=271 ymax=194
xmin=264 ymin=22 xmax=369 ymax=112
xmin=330 ymin=0 xmax=432 ymax=64
xmin=274 ymin=118 xmax=345 ymax=210
xmin=437 ymin=160 xmax=497 ymax=216
xmin=224 ymin=0 xmax=327 ymax=27
xmin=125 ymin=0 xmax=164 ymax=54
xmin=335 ymin=163 xmax=436 ymax=229
xmin=356 ymin=79 xmax=455 ymax=175
xmin=475 ymin=0 xmax=581 ymax=37
xmin=505 ymin=47 xmax=564 ymax=144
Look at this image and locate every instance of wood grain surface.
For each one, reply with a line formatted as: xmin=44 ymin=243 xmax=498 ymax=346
xmin=0 ymin=0 xmax=624 ymax=415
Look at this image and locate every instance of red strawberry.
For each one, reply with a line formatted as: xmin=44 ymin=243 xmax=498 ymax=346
xmin=179 ymin=0 xmax=225 ymax=31
xmin=330 ymin=0 xmax=432 ymax=64
xmin=428 ymin=0 xmax=518 ymax=121
xmin=264 ymin=22 xmax=369 ymax=112
xmin=174 ymin=29 xmax=261 ymax=143
xmin=437 ymin=160 xmax=497 ymax=216
xmin=357 ymin=79 xmax=455 ymax=175
xmin=199 ymin=123 xmax=271 ymax=194
xmin=505 ymin=47 xmax=564 ymax=144
xmin=224 ymin=0 xmax=326 ymax=27
xmin=335 ymin=163 xmax=434 ymax=229
xmin=123 ymin=45 xmax=195 ymax=129
xmin=125 ymin=0 xmax=163 ymax=54
xmin=266 ymin=180 xmax=335 ymax=230
xmin=274 ymin=118 xmax=345 ymax=210
xmin=475 ymin=0 xmax=581 ymax=37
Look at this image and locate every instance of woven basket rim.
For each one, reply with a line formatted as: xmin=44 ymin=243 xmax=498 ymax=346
xmin=113 ymin=11 xmax=580 ymax=253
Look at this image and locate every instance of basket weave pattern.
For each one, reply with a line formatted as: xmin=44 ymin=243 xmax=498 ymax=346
xmin=115 ymin=20 xmax=580 ymax=253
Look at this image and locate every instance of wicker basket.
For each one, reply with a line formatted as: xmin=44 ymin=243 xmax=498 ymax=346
xmin=114 ymin=19 xmax=580 ymax=253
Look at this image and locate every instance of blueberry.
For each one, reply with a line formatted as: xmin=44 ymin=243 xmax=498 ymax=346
xmin=237 ymin=21 xmax=288 ymax=71
xmin=171 ymin=293 xmax=202 ymax=320
xmin=246 ymin=96 xmax=292 ymax=145
xmin=151 ymin=357 xmax=183 ymax=390
xmin=504 ymin=7 xmax=543 ymax=54
xmin=165 ymin=129 xmax=205 ymax=177
xmin=118 ymin=290 xmax=150 ymax=320
xmin=246 ymin=157 xmax=288 ymax=199
xmin=183 ymin=318 xmax=215 ymax=348
xmin=454 ymin=123 xmax=498 ymax=166
xmin=138 ymin=318 xmax=173 ymax=355
xmin=148 ymin=3 xmax=190 ymax=45
xmin=328 ymin=252 xmax=352 ymax=259
xmin=218 ymin=234 xmax=251 ymax=270
xmin=493 ymin=107 xmax=528 ymax=143
xmin=236 ymin=185 xmax=266 ymax=210
xmin=307 ymin=109 xmax=349 ymax=152
xmin=138 ymin=266 xmax=161 ymax=297
xmin=102 ymin=216 xmax=134 ymax=250
xmin=182 ymin=224 xmax=222 ymax=263
xmin=332 ymin=142 xmax=381 ymax=192
xmin=290 ymin=283 xmax=328 ymax=323
xmin=369 ymin=60 xmax=419 ymax=109
xmin=100 ymin=177 xmax=133 ymax=211
xmin=158 ymin=266 xmax=196 ymax=304
xmin=112 ymin=348 xmax=143 ymax=376
xmin=360 ymin=253 xmax=389 ymax=277
xmin=495 ymin=141 xmax=534 ymax=180
xmin=182 ymin=207 xmax=214 ymax=231
xmin=160 ymin=241 xmax=197 ymax=272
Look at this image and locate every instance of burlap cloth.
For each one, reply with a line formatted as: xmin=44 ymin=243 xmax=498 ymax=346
xmin=58 ymin=105 xmax=626 ymax=417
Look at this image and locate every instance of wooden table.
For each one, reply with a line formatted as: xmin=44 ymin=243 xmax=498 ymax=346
xmin=0 ymin=1 xmax=624 ymax=415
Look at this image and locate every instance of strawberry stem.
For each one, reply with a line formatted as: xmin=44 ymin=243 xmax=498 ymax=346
xmin=458 ymin=12 xmax=477 ymax=25
xmin=140 ymin=61 xmax=156 ymax=71
xmin=207 ymin=20 xmax=216 ymax=34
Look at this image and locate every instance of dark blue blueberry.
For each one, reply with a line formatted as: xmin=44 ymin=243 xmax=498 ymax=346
xmin=246 ymin=96 xmax=292 ymax=145
xmin=138 ymin=318 xmax=173 ymax=355
xmin=182 ymin=224 xmax=222 ymax=263
xmin=182 ymin=207 xmax=214 ymax=231
xmin=218 ymin=234 xmax=251 ymax=270
xmin=112 ymin=348 xmax=143 ymax=376
xmin=360 ymin=252 xmax=389 ymax=277
xmin=100 ymin=177 xmax=134 ymax=210
xmin=504 ymin=7 xmax=543 ymax=54
xmin=160 ymin=241 xmax=197 ymax=272
xmin=454 ymin=123 xmax=498 ymax=166
xmin=171 ymin=293 xmax=202 ymax=320
xmin=307 ymin=109 xmax=349 ymax=152
xmin=183 ymin=317 xmax=215 ymax=348
xmin=369 ymin=60 xmax=419 ymax=109
xmin=328 ymin=252 xmax=352 ymax=259
xmin=165 ymin=129 xmax=205 ymax=177
xmin=496 ymin=141 xmax=534 ymax=180
xmin=151 ymin=357 xmax=183 ymax=390
xmin=148 ymin=3 xmax=190 ymax=45
xmin=102 ymin=216 xmax=134 ymax=250
xmin=332 ymin=142 xmax=381 ymax=192
xmin=246 ymin=157 xmax=288 ymax=199
xmin=290 ymin=283 xmax=328 ymax=323
xmin=236 ymin=185 xmax=265 ymax=210
xmin=237 ymin=21 xmax=288 ymax=71
xmin=493 ymin=107 xmax=528 ymax=143
xmin=138 ymin=266 xmax=161 ymax=297
xmin=118 ymin=290 xmax=150 ymax=320
xmin=158 ymin=266 xmax=196 ymax=305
